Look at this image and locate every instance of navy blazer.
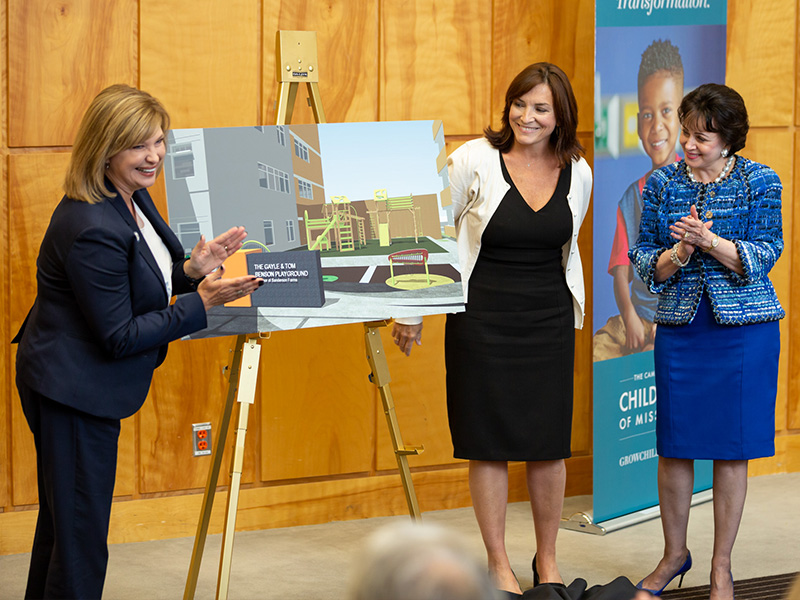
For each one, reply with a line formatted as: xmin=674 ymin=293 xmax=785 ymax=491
xmin=14 ymin=182 xmax=207 ymax=419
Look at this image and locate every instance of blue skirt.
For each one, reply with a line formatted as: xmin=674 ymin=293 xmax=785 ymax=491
xmin=654 ymin=293 xmax=779 ymax=460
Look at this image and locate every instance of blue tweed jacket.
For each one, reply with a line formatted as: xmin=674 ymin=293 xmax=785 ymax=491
xmin=629 ymin=157 xmax=784 ymax=326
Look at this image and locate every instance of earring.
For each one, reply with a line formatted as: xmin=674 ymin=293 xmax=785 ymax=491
xmin=105 ymin=162 xmax=110 ymax=169
xmin=721 ymin=148 xmax=729 ymax=158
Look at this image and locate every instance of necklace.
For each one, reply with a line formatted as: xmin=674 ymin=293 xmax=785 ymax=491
xmin=687 ymin=155 xmax=734 ymax=184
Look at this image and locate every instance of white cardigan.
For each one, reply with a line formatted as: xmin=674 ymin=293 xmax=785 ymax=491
xmin=398 ymin=137 xmax=592 ymax=329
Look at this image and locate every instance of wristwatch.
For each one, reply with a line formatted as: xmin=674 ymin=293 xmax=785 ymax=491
xmin=703 ymin=234 xmax=720 ymax=252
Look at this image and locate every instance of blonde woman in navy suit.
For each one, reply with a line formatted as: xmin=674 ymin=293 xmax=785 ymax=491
xmin=13 ymin=84 xmax=263 ymax=599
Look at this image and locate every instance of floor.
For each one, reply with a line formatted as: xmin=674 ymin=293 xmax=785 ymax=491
xmin=0 ymin=472 xmax=798 ymax=599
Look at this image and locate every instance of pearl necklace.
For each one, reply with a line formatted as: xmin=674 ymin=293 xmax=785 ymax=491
xmin=687 ymin=155 xmax=734 ymax=184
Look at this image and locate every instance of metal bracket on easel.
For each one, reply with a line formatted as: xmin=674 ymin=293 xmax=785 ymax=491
xmin=184 ymin=31 xmax=423 ymax=600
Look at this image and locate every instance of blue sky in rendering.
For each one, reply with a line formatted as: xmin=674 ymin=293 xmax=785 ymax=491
xmin=317 ymin=121 xmax=444 ymax=204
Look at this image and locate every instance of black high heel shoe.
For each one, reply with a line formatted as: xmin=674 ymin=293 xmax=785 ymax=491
xmin=532 ymin=554 xmax=565 ymax=588
xmin=490 ymin=568 xmax=522 ymax=598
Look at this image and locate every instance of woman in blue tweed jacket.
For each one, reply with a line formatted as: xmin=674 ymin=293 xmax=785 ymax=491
xmin=629 ymin=84 xmax=783 ymax=600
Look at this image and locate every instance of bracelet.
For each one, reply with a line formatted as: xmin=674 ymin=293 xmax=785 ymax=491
xmin=702 ymin=234 xmax=720 ymax=252
xmin=183 ymin=270 xmax=205 ymax=288
xmin=670 ymin=243 xmax=690 ymax=267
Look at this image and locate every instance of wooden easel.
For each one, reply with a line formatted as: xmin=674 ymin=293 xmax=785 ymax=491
xmin=183 ymin=30 xmax=422 ymax=600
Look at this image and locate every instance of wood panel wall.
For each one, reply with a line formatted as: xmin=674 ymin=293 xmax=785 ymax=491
xmin=1 ymin=0 xmax=798 ymax=555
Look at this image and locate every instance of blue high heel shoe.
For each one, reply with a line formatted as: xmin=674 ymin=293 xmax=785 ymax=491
xmin=636 ymin=550 xmax=692 ymax=596
xmin=710 ymin=570 xmax=735 ymax=599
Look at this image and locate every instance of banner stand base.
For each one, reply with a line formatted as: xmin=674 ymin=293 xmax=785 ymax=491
xmin=560 ymin=489 xmax=713 ymax=535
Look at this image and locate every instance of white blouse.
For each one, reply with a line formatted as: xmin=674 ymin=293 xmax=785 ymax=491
xmin=135 ymin=205 xmax=173 ymax=301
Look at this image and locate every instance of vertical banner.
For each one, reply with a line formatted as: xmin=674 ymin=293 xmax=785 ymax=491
xmin=592 ymin=1 xmax=727 ymax=524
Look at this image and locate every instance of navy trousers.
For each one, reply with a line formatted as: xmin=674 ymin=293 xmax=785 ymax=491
xmin=18 ymin=381 xmax=120 ymax=600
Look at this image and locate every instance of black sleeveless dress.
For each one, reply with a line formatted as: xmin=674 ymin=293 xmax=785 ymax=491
xmin=444 ymin=156 xmax=574 ymax=461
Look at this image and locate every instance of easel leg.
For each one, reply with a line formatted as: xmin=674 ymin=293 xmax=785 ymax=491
xmin=216 ymin=338 xmax=261 ymax=600
xmin=216 ymin=400 xmax=251 ymax=599
xmin=364 ymin=323 xmax=422 ymax=520
xmin=184 ymin=335 xmax=246 ymax=600
xmin=183 ymin=336 xmax=261 ymax=600
xmin=307 ymin=82 xmax=326 ymax=123
xmin=276 ymin=82 xmax=298 ymax=125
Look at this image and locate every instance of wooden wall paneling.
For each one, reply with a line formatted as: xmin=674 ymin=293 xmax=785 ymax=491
xmin=376 ymin=315 xmax=460 ymax=470
xmin=7 ymin=0 xmax=137 ymax=147
xmin=238 ymin=466 xmax=473 ymax=531
xmin=115 ymin=418 xmax=135 ymax=496
xmin=1 ymin=1 xmax=8 ymax=511
xmin=8 ymin=153 xmax=135 ymax=504
xmin=740 ymin=129 xmax=794 ymax=432
xmin=0 ymin=466 xmax=470 ymax=555
xmin=9 ymin=153 xmax=72 ymax=505
xmin=10 ymin=396 xmax=37 ymax=506
xmin=262 ymin=1 xmax=379 ymax=125
xmin=380 ymin=0 xmax=493 ymax=134
xmin=726 ymin=0 xmax=796 ymax=127
xmin=5 ymin=0 xmax=800 ymax=550
xmin=491 ymin=0 xmax=595 ymax=134
xmin=749 ymin=433 xmax=800 ymax=477
xmin=139 ymin=336 xmax=255 ymax=493
xmin=7 ymin=154 xmax=71 ymax=314
xmin=1 ymin=0 xmax=6 ymax=148
xmin=1 ymin=8 xmax=7 ymax=504
xmin=444 ymin=137 xmax=478 ymax=159
xmin=0 ymin=506 xmax=38 ymax=555
xmin=0 ymin=465 xmax=586 ymax=554
xmin=1 ymin=154 xmax=7 ymax=509
xmin=790 ymin=130 xmax=800 ymax=430
xmin=0 ymin=457 xmax=589 ymax=554
xmin=259 ymin=324 xmax=375 ymax=482
xmin=139 ymin=0 xmax=260 ymax=129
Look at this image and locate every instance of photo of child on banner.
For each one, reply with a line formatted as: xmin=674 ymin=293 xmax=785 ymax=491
xmin=590 ymin=19 xmax=726 ymax=526
xmin=593 ymin=40 xmax=683 ymax=361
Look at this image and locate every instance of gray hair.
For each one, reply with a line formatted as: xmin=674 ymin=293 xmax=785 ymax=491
xmin=347 ymin=521 xmax=500 ymax=600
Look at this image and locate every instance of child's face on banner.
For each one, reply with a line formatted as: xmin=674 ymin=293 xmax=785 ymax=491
xmin=637 ymin=71 xmax=683 ymax=169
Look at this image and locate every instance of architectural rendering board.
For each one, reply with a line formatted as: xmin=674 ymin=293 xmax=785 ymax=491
xmin=164 ymin=120 xmax=464 ymax=337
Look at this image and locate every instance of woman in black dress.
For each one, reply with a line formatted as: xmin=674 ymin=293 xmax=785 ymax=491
xmin=393 ymin=63 xmax=592 ymax=596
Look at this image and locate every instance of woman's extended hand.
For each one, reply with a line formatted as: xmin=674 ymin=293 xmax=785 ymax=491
xmin=185 ymin=226 xmax=248 ymax=279
xmin=391 ymin=322 xmax=423 ymax=356
xmin=669 ymin=205 xmax=713 ymax=250
xmin=196 ymin=265 xmax=263 ymax=310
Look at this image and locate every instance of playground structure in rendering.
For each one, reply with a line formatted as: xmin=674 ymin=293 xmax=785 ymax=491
xmin=304 ymin=188 xmax=424 ymax=253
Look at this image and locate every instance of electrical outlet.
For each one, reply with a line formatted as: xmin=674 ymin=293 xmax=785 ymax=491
xmin=192 ymin=422 xmax=212 ymax=457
